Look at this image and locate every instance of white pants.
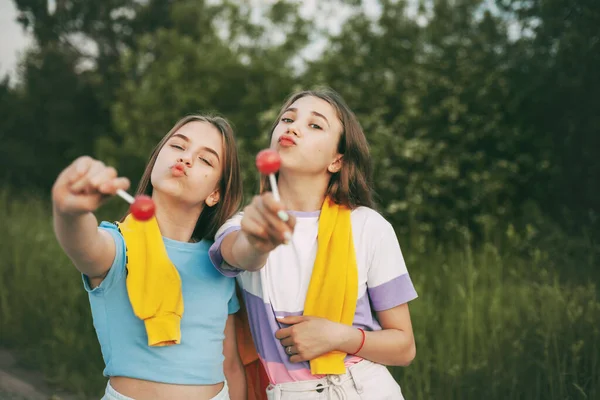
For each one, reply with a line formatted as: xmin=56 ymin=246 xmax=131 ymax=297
xmin=266 ymin=360 xmax=404 ymax=400
xmin=101 ymin=380 xmax=230 ymax=400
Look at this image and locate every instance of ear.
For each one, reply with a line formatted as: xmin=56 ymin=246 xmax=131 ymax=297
xmin=205 ymin=189 xmax=220 ymax=207
xmin=327 ymin=155 xmax=343 ymax=174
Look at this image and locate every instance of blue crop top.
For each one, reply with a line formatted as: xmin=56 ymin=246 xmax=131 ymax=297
xmin=82 ymin=222 xmax=240 ymax=384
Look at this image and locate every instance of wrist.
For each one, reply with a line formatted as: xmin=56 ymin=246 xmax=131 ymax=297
xmin=234 ymin=232 xmax=269 ymax=270
xmin=349 ymin=328 xmax=366 ymax=355
xmin=53 ymin=203 xmax=88 ymax=219
xmin=336 ymin=324 xmax=365 ymax=355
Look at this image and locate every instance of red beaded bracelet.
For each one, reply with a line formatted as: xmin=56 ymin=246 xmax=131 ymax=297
xmin=349 ymin=328 xmax=366 ymax=355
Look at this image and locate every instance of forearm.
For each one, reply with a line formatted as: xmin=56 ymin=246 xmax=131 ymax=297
xmin=52 ymin=207 xmax=108 ymax=276
xmin=223 ymin=231 xmax=269 ymax=272
xmin=224 ymin=359 xmax=247 ymax=400
xmin=336 ymin=324 xmax=416 ymax=367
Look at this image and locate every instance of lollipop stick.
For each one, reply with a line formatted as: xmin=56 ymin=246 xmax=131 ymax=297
xmin=116 ymin=189 xmax=135 ymax=205
xmin=268 ymin=174 xmax=301 ymax=262
xmin=256 ymin=148 xmax=299 ymax=260
xmin=269 ymin=174 xmax=280 ymax=202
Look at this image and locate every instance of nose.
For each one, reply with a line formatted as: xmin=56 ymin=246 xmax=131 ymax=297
xmin=287 ymin=123 xmax=300 ymax=137
xmin=177 ymin=155 xmax=192 ymax=167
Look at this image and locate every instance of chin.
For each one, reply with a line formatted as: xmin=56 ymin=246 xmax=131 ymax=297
xmin=278 ymin=153 xmax=299 ymax=168
xmin=151 ymin=180 xmax=184 ymax=198
xmin=281 ymin=158 xmax=318 ymax=175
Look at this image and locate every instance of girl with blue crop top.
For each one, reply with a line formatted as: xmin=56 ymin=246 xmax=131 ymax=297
xmin=52 ymin=115 xmax=246 ymax=400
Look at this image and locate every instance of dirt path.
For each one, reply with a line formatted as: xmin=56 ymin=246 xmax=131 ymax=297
xmin=0 ymin=349 xmax=80 ymax=400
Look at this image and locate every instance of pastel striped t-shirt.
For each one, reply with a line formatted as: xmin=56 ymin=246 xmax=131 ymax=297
xmin=209 ymin=206 xmax=418 ymax=384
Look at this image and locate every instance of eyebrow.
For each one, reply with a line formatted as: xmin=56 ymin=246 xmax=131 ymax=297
xmin=284 ymin=107 xmax=331 ymax=128
xmin=170 ymin=133 xmax=220 ymax=162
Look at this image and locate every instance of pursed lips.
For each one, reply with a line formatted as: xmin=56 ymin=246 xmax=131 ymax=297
xmin=278 ymin=136 xmax=296 ymax=146
xmin=171 ymin=163 xmax=187 ymax=176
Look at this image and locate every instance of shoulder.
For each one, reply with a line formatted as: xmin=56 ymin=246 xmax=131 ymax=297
xmin=351 ymin=206 xmax=394 ymax=233
xmin=98 ymin=220 xmax=125 ymax=244
xmin=215 ymin=212 xmax=244 ymax=240
xmin=99 ymin=220 xmax=121 ymax=232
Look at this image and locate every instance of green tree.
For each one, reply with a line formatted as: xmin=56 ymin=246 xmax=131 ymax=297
xmin=498 ymin=0 xmax=600 ymax=232
xmin=303 ymin=0 xmax=534 ymax=239
xmin=1 ymin=45 xmax=106 ymax=190
xmin=105 ymin=0 xmax=312 ymax=194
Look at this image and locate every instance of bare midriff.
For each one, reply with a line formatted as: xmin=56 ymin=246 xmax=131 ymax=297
xmin=109 ymin=376 xmax=224 ymax=400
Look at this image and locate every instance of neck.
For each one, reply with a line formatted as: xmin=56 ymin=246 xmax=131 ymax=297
xmin=151 ymin=191 xmax=203 ymax=242
xmin=277 ymin=172 xmax=329 ymax=212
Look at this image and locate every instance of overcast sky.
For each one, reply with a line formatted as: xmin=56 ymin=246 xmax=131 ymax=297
xmin=0 ymin=0 xmax=395 ymax=83
xmin=0 ymin=0 xmax=33 ymax=81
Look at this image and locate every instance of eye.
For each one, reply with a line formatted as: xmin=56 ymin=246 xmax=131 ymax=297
xmin=199 ymin=156 xmax=213 ymax=166
xmin=281 ymin=117 xmax=293 ymax=123
xmin=309 ymin=123 xmax=322 ymax=130
xmin=170 ymin=144 xmax=184 ymax=150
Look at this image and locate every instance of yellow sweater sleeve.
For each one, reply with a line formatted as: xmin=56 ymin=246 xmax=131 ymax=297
xmin=118 ymin=215 xmax=184 ymax=346
xmin=303 ymin=199 xmax=358 ymax=375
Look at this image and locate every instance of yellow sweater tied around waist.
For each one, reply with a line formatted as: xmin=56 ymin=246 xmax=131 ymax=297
xmin=116 ymin=214 xmax=184 ymax=347
xmin=303 ymin=197 xmax=358 ymax=375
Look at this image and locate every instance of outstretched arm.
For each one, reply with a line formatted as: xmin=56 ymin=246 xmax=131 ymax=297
xmin=52 ymin=156 xmax=130 ymax=281
xmin=220 ymin=193 xmax=295 ymax=272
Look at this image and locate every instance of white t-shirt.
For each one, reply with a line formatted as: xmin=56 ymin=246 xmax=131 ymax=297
xmin=209 ymin=207 xmax=418 ymax=384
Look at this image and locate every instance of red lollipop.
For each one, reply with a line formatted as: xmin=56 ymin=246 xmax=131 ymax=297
xmin=256 ymin=149 xmax=281 ymax=175
xmin=256 ymin=149 xmax=281 ymax=201
xmin=129 ymin=195 xmax=155 ymax=221
xmin=116 ymin=190 xmax=156 ymax=221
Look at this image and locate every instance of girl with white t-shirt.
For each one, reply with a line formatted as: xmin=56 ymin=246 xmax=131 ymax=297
xmin=210 ymin=88 xmax=418 ymax=400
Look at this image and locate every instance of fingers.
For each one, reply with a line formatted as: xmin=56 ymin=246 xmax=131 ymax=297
xmin=276 ymin=327 xmax=307 ymax=362
xmin=276 ymin=315 xmax=305 ymax=325
xmin=284 ymin=345 xmax=297 ymax=356
xmin=262 ymin=192 xmax=290 ymax=222
xmin=241 ymin=206 xmax=271 ymax=241
xmin=274 ymin=326 xmax=292 ymax=340
xmin=99 ymin=177 xmax=131 ymax=195
xmin=69 ymin=158 xmax=128 ymax=196
xmin=255 ymin=197 xmax=292 ymax=244
xmin=242 ymin=194 xmax=295 ymax=248
xmin=62 ymin=156 xmax=93 ymax=186
xmin=283 ymin=345 xmax=307 ymax=363
xmin=53 ymin=156 xmax=131 ymax=216
xmin=89 ymin=165 xmax=117 ymax=189
xmin=70 ymin=159 xmax=108 ymax=193
xmin=263 ymin=192 xmax=296 ymax=232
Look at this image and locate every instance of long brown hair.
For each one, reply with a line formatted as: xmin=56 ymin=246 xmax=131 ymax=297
xmin=260 ymin=88 xmax=373 ymax=209
xmin=133 ymin=115 xmax=243 ymax=241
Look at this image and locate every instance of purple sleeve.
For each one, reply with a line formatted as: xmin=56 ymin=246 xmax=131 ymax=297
xmin=367 ymin=274 xmax=418 ymax=311
xmin=365 ymin=216 xmax=418 ymax=312
xmin=208 ymin=226 xmax=243 ymax=277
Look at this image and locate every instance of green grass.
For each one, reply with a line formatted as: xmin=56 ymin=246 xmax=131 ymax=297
xmin=0 ymin=189 xmax=116 ymax=398
xmin=392 ymin=238 xmax=599 ymax=399
xmin=1 ymin=189 xmax=598 ymax=399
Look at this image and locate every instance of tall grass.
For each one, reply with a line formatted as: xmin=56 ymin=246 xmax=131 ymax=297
xmin=1 ymin=189 xmax=598 ymax=399
xmin=0 ymin=189 xmax=115 ymax=397
xmin=392 ymin=235 xmax=599 ymax=400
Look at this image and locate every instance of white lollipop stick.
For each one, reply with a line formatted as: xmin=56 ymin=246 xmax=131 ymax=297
xmin=256 ymin=149 xmax=301 ymax=264
xmin=116 ymin=189 xmax=135 ymax=205
xmin=267 ymin=174 xmax=302 ymax=266
xmin=269 ymin=174 xmax=280 ymax=202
